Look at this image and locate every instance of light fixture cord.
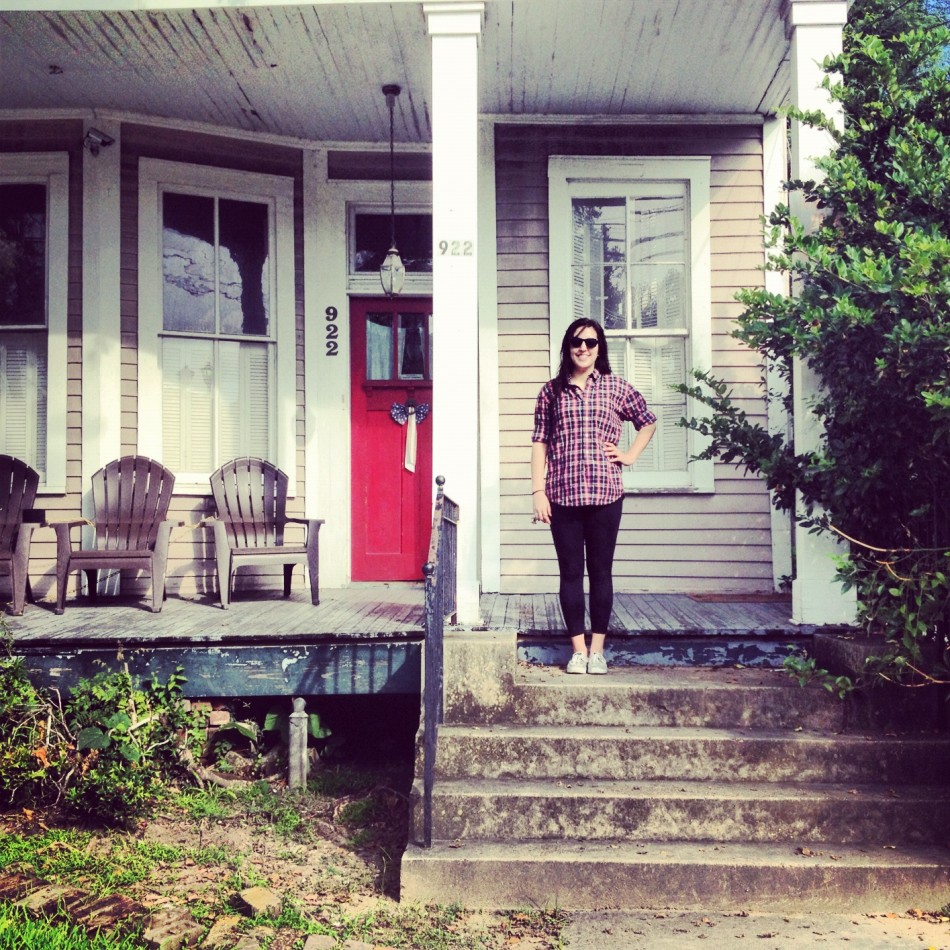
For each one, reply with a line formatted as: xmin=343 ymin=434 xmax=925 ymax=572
xmin=388 ymin=93 xmax=396 ymax=248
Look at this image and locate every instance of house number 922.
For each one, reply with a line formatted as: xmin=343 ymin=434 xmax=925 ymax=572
xmin=438 ymin=240 xmax=474 ymax=256
xmin=325 ymin=306 xmax=339 ymax=356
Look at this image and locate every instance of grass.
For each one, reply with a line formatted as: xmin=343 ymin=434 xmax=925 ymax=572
xmin=0 ymin=905 xmax=143 ymax=949
xmin=0 ymin=826 xmax=243 ymax=894
xmin=0 ymin=763 xmax=568 ymax=949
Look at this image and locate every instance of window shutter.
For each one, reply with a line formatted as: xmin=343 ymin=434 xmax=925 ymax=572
xmin=218 ymin=340 xmax=271 ymax=460
xmin=624 ymin=338 xmax=688 ymax=474
xmin=163 ymin=337 xmax=214 ymax=472
xmin=217 ymin=341 xmax=241 ymax=463
xmin=242 ymin=342 xmax=270 ymax=459
xmin=0 ymin=333 xmax=46 ymax=477
xmin=628 ymin=342 xmax=657 ymax=471
xmin=655 ymin=338 xmax=688 ymax=472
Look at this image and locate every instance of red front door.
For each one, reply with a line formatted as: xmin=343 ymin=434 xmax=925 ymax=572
xmin=350 ymin=297 xmax=433 ymax=581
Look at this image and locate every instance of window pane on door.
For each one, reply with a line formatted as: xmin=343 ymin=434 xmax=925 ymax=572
xmin=366 ymin=313 xmax=394 ymax=380
xmin=398 ymin=313 xmax=427 ymax=379
xmin=219 ymin=199 xmax=270 ymax=336
xmin=162 ymin=193 xmax=215 ymax=333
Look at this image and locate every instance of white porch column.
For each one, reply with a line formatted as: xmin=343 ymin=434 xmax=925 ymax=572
xmin=81 ymin=118 xmax=122 ymax=496
xmin=762 ymin=115 xmax=793 ymax=592
xmin=788 ymin=0 xmax=856 ymax=625
xmin=425 ymin=2 xmax=484 ymax=623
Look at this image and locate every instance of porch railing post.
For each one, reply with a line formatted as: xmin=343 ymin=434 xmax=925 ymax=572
xmin=421 ymin=475 xmax=457 ymax=849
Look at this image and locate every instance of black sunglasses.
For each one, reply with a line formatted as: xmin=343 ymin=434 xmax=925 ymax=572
xmin=570 ymin=336 xmax=599 ymax=350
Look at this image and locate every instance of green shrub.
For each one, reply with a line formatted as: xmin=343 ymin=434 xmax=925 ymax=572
xmin=64 ymin=667 xmax=199 ymax=822
xmin=677 ymin=0 xmax=950 ymax=686
xmin=0 ymin=624 xmax=203 ymax=825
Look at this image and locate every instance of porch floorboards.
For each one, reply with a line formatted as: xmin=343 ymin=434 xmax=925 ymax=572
xmin=6 ymin=583 xmax=426 ymax=646
xmin=5 ymin=589 xmax=809 ymax=648
xmin=480 ymin=591 xmax=808 ymax=638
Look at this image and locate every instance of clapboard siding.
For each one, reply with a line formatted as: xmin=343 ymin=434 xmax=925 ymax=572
xmin=495 ymin=123 xmax=774 ymax=595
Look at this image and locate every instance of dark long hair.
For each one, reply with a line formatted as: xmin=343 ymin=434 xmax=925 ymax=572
xmin=552 ymin=318 xmax=612 ymax=395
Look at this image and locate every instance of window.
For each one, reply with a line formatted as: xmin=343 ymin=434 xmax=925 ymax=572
xmin=365 ymin=310 xmax=432 ymax=381
xmin=0 ymin=154 xmax=68 ymax=490
xmin=139 ymin=161 xmax=295 ymax=492
xmin=352 ymin=213 xmax=433 ymax=275
xmin=549 ymin=157 xmax=713 ymax=492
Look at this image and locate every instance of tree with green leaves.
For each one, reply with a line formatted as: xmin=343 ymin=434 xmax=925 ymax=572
xmin=680 ymin=0 xmax=950 ymax=682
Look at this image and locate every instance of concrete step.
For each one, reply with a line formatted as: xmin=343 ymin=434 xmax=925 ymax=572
xmin=418 ymin=777 xmax=950 ymax=845
xmin=400 ymin=839 xmax=950 ymax=912
xmin=411 ymin=631 xmax=950 ymax=912
xmin=433 ymin=724 xmax=950 ymax=785
xmin=508 ymin=664 xmax=845 ymax=731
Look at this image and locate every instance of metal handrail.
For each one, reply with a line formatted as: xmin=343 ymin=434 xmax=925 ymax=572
xmin=421 ymin=475 xmax=458 ymax=849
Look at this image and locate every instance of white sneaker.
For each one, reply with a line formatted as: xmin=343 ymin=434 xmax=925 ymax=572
xmin=565 ymin=652 xmax=588 ymax=674
xmin=587 ymin=652 xmax=608 ymax=675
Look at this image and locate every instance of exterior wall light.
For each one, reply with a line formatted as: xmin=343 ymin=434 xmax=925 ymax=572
xmin=379 ymin=83 xmax=406 ymax=296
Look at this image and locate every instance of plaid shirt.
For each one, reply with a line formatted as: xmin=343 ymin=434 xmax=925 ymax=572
xmin=532 ymin=370 xmax=656 ymax=506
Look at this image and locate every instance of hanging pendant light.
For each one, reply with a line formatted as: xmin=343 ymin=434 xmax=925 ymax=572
xmin=380 ymin=83 xmax=406 ymax=296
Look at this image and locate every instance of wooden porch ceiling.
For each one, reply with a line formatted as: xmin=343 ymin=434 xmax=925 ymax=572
xmin=0 ymin=1 xmax=791 ymax=144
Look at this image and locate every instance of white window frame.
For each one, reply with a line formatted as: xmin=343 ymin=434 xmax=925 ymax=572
xmin=138 ymin=159 xmax=296 ymax=495
xmin=0 ymin=153 xmax=69 ymax=493
xmin=548 ymin=155 xmax=714 ymax=493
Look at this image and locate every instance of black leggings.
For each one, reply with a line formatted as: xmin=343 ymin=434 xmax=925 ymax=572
xmin=549 ymin=498 xmax=623 ymax=637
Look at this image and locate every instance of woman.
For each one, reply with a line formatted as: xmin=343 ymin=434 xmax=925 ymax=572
xmin=531 ymin=318 xmax=657 ymax=674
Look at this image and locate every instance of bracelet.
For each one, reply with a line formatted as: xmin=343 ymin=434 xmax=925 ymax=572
xmin=532 ymin=489 xmax=545 ymax=495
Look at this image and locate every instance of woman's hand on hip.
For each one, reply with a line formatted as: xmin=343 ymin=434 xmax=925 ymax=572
xmin=533 ymin=491 xmax=551 ymax=524
xmin=604 ymin=442 xmax=630 ymax=466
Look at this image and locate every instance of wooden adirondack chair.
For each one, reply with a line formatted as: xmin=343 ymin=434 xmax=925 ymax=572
xmin=53 ymin=456 xmax=179 ymax=614
xmin=0 ymin=455 xmax=41 ymax=616
xmin=209 ymin=457 xmax=324 ymax=608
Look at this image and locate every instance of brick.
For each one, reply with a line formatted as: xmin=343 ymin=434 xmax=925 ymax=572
xmin=231 ymin=937 xmax=263 ymax=950
xmin=236 ymin=886 xmax=281 ymax=917
xmin=18 ymin=884 xmax=76 ymax=915
xmin=141 ymin=906 xmax=203 ymax=950
xmin=202 ymin=914 xmax=244 ymax=948
xmin=73 ymin=894 xmax=149 ymax=931
xmin=0 ymin=873 xmax=43 ymax=901
xmin=303 ymin=936 xmax=337 ymax=950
